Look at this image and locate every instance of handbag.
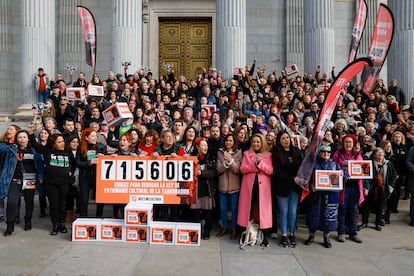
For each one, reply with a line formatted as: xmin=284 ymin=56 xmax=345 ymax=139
xmin=22 ymin=173 xmax=37 ymax=190
xmin=21 ymin=160 xmax=37 ymax=190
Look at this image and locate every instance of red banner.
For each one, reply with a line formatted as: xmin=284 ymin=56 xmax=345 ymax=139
xmin=77 ymin=6 xmax=97 ymax=72
xmin=360 ymin=4 xmax=394 ymax=96
xmin=294 ymin=58 xmax=372 ymax=190
xmin=348 ymin=0 xmax=368 ymax=63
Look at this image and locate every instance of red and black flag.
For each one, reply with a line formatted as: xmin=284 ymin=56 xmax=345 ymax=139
xmin=77 ymin=6 xmax=97 ymax=73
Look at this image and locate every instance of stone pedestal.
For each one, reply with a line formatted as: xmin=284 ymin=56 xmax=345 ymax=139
xmin=216 ymin=0 xmax=246 ymax=79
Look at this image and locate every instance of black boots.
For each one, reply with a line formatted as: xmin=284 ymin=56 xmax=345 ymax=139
xmin=50 ymin=222 xmax=67 ymax=235
xmin=304 ymin=233 xmax=315 ymax=245
xmin=4 ymin=222 xmax=14 ymax=236
xmin=50 ymin=224 xmax=59 ymax=235
xmin=59 ymin=221 xmax=68 ymax=234
xmin=24 ymin=216 xmax=32 ymax=231
xmin=323 ymin=233 xmax=332 ymax=248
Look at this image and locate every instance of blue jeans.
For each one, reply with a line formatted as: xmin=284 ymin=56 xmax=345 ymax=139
xmin=338 ymin=183 xmax=359 ymax=236
xmin=219 ymin=192 xmax=239 ymax=230
xmin=38 ymin=91 xmax=49 ymax=103
xmin=277 ymin=190 xmax=300 ymax=235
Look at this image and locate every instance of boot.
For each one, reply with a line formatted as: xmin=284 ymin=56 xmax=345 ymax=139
xmin=65 ymin=211 xmax=74 ymax=223
xmin=24 ymin=216 xmax=32 ymax=231
xmin=4 ymin=222 xmax=14 ymax=236
xmin=304 ymin=233 xmax=315 ymax=245
xmin=323 ymin=233 xmax=332 ymax=248
xmin=59 ymin=221 xmax=68 ymax=233
xmin=50 ymin=224 xmax=59 ymax=235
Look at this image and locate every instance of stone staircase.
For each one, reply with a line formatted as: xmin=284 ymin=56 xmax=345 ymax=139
xmin=0 ymin=104 xmax=34 ymax=133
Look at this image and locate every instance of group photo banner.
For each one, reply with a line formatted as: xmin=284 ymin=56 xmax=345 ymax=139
xmin=96 ymin=156 xmax=198 ymax=204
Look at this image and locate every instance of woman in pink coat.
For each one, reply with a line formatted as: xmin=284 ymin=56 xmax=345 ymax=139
xmin=237 ymin=133 xmax=273 ymax=247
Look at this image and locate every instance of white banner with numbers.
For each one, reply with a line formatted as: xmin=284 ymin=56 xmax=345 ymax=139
xmin=96 ymin=156 xmax=198 ymax=204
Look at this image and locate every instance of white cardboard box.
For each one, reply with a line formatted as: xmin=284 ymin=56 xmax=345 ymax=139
xmin=100 ymin=219 xmax=125 ymax=242
xmin=72 ymin=218 xmax=102 ymax=241
xmin=125 ymin=226 xmax=150 ymax=243
xmin=102 ymin=103 xmax=133 ymax=127
xmin=124 ymin=203 xmax=153 ymax=226
xmin=175 ymin=223 xmax=201 ymax=246
xmin=88 ymin=85 xmax=104 ymax=97
xmin=149 ymin=222 xmax=175 ymax=245
xmin=66 ymin=87 xmax=86 ymax=101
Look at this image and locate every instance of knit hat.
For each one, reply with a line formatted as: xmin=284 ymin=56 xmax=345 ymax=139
xmin=343 ymin=134 xmax=358 ymax=145
xmin=318 ymin=144 xmax=331 ymax=153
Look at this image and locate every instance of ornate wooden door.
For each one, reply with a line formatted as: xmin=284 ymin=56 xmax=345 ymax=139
xmin=159 ymin=18 xmax=212 ymax=80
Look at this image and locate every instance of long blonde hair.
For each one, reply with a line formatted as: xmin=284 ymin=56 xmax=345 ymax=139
xmin=250 ymin=133 xmax=270 ymax=153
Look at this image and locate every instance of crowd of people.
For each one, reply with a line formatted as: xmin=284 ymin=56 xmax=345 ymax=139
xmin=1 ymin=59 xmax=414 ymax=249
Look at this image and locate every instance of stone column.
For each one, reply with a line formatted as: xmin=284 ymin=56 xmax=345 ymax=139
xmin=303 ymin=0 xmax=334 ymax=76
xmin=286 ymin=0 xmax=304 ymax=69
xmin=216 ymin=0 xmax=246 ymax=79
xmin=21 ymin=0 xmax=55 ymax=104
xmin=387 ymin=0 xmax=414 ymax=102
xmin=112 ymin=0 xmax=143 ymax=74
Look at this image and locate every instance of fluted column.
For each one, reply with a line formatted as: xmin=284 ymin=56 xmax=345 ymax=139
xmin=216 ymin=0 xmax=246 ymax=79
xmin=112 ymin=0 xmax=142 ymax=73
xmin=21 ymin=0 xmax=55 ymax=104
xmin=304 ymin=0 xmax=334 ymax=75
xmin=387 ymin=0 xmax=414 ymax=102
xmin=286 ymin=0 xmax=304 ymax=67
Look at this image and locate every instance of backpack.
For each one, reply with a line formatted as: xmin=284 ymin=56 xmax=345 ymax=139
xmin=239 ymin=220 xmax=264 ymax=249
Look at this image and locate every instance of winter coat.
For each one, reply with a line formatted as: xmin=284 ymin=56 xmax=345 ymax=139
xmin=0 ymin=143 xmax=44 ymax=199
xmin=406 ymin=147 xmax=414 ymax=193
xmin=306 ymin=156 xmax=340 ymax=232
xmin=331 ymin=148 xmax=364 ymax=206
xmin=237 ymin=150 xmax=273 ymax=229
xmin=371 ymin=159 xmax=397 ymax=199
xmin=216 ymin=149 xmax=242 ymax=194
xmin=197 ymin=154 xmax=217 ymax=198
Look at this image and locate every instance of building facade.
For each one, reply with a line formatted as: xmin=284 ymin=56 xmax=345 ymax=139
xmin=0 ymin=0 xmax=412 ymax=113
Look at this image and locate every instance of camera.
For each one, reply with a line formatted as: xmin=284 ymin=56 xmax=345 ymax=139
xmin=32 ymin=102 xmax=51 ymax=113
xmin=121 ymin=61 xmax=132 ymax=67
xmin=162 ymin=64 xmax=173 ymax=71
xmin=66 ymin=64 xmax=77 ymax=72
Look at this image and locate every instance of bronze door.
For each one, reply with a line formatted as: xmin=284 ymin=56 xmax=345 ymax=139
xmin=159 ymin=18 xmax=212 ymax=80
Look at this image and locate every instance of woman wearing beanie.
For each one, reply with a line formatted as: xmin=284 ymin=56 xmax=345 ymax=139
xmin=305 ymin=144 xmax=341 ymax=248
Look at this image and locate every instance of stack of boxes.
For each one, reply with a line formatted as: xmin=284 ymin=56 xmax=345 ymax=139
xmin=72 ymin=203 xmax=200 ymax=246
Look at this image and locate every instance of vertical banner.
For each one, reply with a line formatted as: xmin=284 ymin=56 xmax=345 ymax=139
xmin=294 ymin=58 xmax=372 ymax=190
xmin=348 ymin=0 xmax=368 ymax=63
xmin=360 ymin=4 xmax=394 ymax=96
xmin=77 ymin=6 xmax=97 ymax=72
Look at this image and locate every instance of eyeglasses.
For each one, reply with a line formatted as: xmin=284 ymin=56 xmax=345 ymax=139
xmin=320 ymin=150 xmax=331 ymax=153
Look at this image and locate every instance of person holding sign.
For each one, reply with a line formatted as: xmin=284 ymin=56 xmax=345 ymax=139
xmin=78 ymin=128 xmax=107 ymax=217
xmin=331 ymin=134 xmax=364 ymax=243
xmin=305 ymin=144 xmax=341 ymax=248
xmin=0 ymin=130 xmax=44 ymax=236
xmin=238 ymin=133 xmax=273 ymax=247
